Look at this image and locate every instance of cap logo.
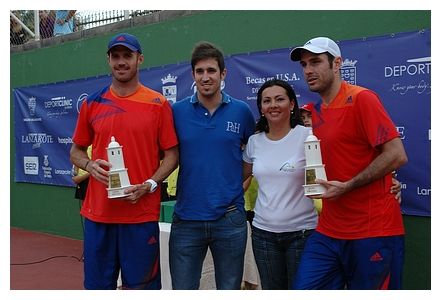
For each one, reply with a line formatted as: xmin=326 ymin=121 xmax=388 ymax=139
xmin=108 ymin=33 xmax=142 ymax=54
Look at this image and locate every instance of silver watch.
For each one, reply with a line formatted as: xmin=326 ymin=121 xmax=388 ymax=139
xmin=144 ymin=179 xmax=158 ymax=193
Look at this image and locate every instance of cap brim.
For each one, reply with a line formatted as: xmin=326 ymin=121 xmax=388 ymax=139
xmin=108 ymin=42 xmax=139 ymax=53
xmin=290 ymin=45 xmax=328 ymax=61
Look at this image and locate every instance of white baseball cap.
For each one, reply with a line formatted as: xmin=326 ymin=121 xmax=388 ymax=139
xmin=290 ymin=37 xmax=341 ymax=61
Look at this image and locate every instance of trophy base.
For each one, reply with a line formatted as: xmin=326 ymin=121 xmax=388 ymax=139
xmin=303 ymin=184 xmax=326 ymax=197
xmin=107 ymin=185 xmax=133 ymax=199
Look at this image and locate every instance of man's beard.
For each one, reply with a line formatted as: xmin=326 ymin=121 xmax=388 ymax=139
xmin=308 ymin=77 xmax=332 ymax=94
xmin=112 ymin=69 xmax=136 ymax=83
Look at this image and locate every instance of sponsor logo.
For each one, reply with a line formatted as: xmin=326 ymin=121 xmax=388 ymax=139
xmin=28 ymin=97 xmax=36 ymax=116
xmin=341 ymin=59 xmax=357 ymax=85
xmin=385 ymin=57 xmax=431 ymax=78
xmin=244 ymin=73 xmax=300 ymax=101
xmin=54 ymin=169 xmax=72 ymax=175
xmin=245 ymin=74 xmax=301 ymax=85
xmin=44 ymin=96 xmax=73 ymax=118
xmin=42 ymin=155 xmax=52 ymax=178
xmin=44 ymin=97 xmax=72 ymax=109
xmin=386 ymin=57 xmax=431 ymax=96
xmin=24 ymin=156 xmax=39 ymax=175
xmin=390 ymin=80 xmax=431 ymax=95
xmin=417 ymin=187 xmax=431 ymax=196
xmin=275 ymin=73 xmax=301 ymax=82
xmin=161 ymin=74 xmax=178 ymax=104
xmin=24 ymin=96 xmax=42 ymax=122
xmin=400 ymin=182 xmax=407 ymax=190
xmin=396 ymin=126 xmax=405 ymax=140
xmin=23 ymin=117 xmax=42 ymax=122
xmin=76 ymin=93 xmax=88 ymax=113
xmin=58 ymin=137 xmax=73 ymax=145
xmin=21 ymin=133 xmax=54 ymax=149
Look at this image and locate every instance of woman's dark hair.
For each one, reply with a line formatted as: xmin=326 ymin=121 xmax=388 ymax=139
xmin=255 ymin=79 xmax=303 ymax=133
xmin=191 ymin=41 xmax=225 ymax=73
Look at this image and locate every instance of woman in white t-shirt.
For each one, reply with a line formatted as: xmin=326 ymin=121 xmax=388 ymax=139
xmin=243 ymin=79 xmax=317 ymax=290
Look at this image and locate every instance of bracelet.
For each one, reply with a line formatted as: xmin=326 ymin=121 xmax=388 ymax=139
xmin=84 ymin=160 xmax=91 ymax=170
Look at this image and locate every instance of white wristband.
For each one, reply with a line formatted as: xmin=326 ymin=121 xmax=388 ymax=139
xmin=144 ymin=179 xmax=158 ymax=193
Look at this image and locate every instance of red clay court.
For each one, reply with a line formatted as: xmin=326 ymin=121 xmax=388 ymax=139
xmin=10 ymin=227 xmax=84 ymax=290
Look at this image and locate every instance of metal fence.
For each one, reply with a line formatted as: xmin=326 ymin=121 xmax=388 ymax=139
xmin=10 ymin=10 xmax=160 ymax=46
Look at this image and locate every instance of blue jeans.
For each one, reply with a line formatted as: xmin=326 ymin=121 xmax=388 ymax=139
xmin=251 ymin=225 xmax=313 ymax=290
xmin=169 ymin=208 xmax=247 ymax=289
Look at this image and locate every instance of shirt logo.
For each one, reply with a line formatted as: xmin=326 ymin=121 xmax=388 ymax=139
xmin=279 ymin=162 xmax=296 ymax=172
xmin=226 ymin=122 xmax=240 ymax=133
xmin=375 ymin=125 xmax=391 ymax=145
xmin=370 ymin=251 xmax=384 ymax=262
xmin=148 ymin=236 xmax=157 ymax=245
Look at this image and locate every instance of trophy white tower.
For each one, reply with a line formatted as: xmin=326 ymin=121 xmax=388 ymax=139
xmin=106 ymin=136 xmax=132 ymax=199
xmin=303 ymin=129 xmax=328 ymax=196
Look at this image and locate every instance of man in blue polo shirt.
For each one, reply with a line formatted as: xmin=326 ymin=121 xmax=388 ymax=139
xmin=170 ymin=42 xmax=256 ymax=290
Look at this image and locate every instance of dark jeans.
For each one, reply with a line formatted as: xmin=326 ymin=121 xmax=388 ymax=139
xmin=251 ymin=225 xmax=313 ymax=290
xmin=169 ymin=208 xmax=247 ymax=290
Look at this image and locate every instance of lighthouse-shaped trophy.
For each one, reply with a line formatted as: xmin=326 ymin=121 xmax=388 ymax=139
xmin=106 ymin=136 xmax=132 ymax=199
xmin=303 ymin=129 xmax=328 ymax=196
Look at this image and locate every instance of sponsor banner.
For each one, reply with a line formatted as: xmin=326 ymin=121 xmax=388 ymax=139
xmin=14 ymin=30 xmax=430 ymax=216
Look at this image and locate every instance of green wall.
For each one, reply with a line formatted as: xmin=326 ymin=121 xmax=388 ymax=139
xmin=10 ymin=10 xmax=430 ymax=289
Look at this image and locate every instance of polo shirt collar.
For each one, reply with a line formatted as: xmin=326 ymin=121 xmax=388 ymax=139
xmin=190 ymin=91 xmax=231 ymax=104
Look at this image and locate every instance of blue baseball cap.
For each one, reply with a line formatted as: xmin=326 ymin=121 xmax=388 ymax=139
xmin=107 ymin=33 xmax=142 ymax=54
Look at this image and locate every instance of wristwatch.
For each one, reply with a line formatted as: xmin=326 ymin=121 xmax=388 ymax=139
xmin=144 ymin=179 xmax=158 ymax=193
